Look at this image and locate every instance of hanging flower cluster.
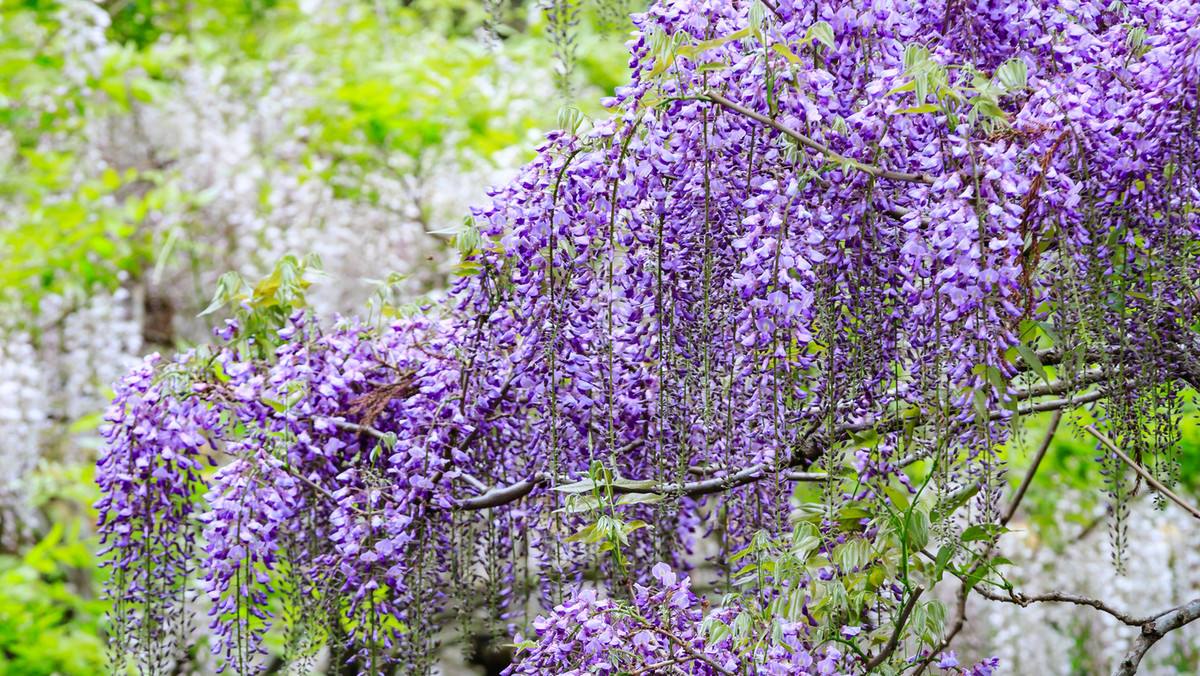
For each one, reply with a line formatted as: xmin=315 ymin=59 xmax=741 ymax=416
xmin=512 ymin=563 xmax=1003 ymax=676
xmin=97 ymin=0 xmax=1200 ymax=673
xmin=509 ymin=563 xmax=839 ymax=676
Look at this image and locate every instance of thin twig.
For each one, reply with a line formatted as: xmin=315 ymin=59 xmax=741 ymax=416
xmin=630 ymin=618 xmax=735 ymax=676
xmin=1084 ymin=425 xmax=1200 ymax=521
xmin=1001 ymin=409 xmax=1062 ymax=527
xmin=972 ymin=586 xmax=1160 ymax=626
xmin=757 ymin=0 xmax=785 ymax=21
xmin=1010 ymin=367 xmax=1107 ymax=401
xmin=703 ymin=90 xmax=936 ymax=184
xmin=864 ymin=585 xmax=926 ymax=671
xmin=627 ymin=656 xmax=687 ymax=676
xmin=276 ymin=465 xmax=368 ymax=518
xmin=326 ymin=419 xmax=389 ymax=441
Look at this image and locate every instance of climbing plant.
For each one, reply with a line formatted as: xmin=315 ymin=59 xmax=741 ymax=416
xmin=96 ymin=0 xmax=1200 ymax=675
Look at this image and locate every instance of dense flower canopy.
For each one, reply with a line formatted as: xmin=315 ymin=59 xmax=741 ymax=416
xmin=96 ymin=0 xmax=1200 ymax=673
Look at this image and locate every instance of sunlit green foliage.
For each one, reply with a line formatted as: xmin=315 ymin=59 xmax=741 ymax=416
xmin=0 ymin=463 xmax=107 ymax=676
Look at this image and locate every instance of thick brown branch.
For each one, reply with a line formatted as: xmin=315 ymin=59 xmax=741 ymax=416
xmin=454 ymin=462 xmax=829 ymax=511
xmin=1113 ymin=598 xmax=1200 ymax=676
xmin=1011 ymin=389 xmax=1104 ymax=417
xmin=328 ymin=419 xmax=389 ymax=441
xmin=457 ymin=384 xmax=1111 ymax=512
xmin=458 ymin=474 xmax=550 ymax=511
xmin=1032 ymin=344 xmax=1200 ymax=392
xmin=1011 ymin=366 xmax=1106 ymax=400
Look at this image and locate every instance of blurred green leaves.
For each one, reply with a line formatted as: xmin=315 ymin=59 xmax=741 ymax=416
xmin=0 ymin=515 xmax=107 ymax=676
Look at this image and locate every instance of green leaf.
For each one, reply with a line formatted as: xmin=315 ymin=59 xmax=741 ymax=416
xmin=983 ymin=365 xmax=1007 ymax=392
xmin=769 ymin=43 xmax=802 ymax=64
xmin=972 ymin=389 xmax=989 ymax=419
xmin=615 ymin=493 xmax=665 ymax=506
xmin=903 ymin=43 xmax=931 ymax=70
xmin=933 ymin=544 xmax=954 ymax=583
xmin=551 ymin=479 xmax=601 ymax=494
xmin=555 ymin=495 xmax=602 ymax=514
xmin=564 ymin=523 xmax=605 ymax=544
xmin=836 ymin=539 xmax=873 ymax=570
xmin=960 ymin=525 xmax=996 ymax=542
xmin=805 ymin=21 xmax=835 ymax=50
xmin=883 ymin=486 xmax=911 ymax=511
xmin=610 ymin=477 xmax=661 ymax=490
xmin=200 ymin=271 xmax=246 ymax=316
xmin=1015 ymin=344 xmax=1050 ymax=386
xmin=850 ymin=428 xmax=880 ymax=448
xmin=622 ymin=519 xmax=649 ymax=534
xmin=964 ymin=566 xmax=987 ymax=593
xmin=994 ymin=58 xmax=1028 ymax=92
xmin=867 ymin=566 xmax=886 ymax=590
xmin=700 ymin=617 xmax=732 ymax=643
xmin=676 ymin=27 xmax=751 ymax=59
xmin=926 ymin=485 xmax=974 ymax=525
xmin=898 ymin=103 xmax=940 ymax=114
xmin=1036 ymin=321 xmax=1062 ymax=346
xmin=840 ymin=506 xmax=872 ymax=520
xmin=905 ymin=510 xmax=930 ymax=552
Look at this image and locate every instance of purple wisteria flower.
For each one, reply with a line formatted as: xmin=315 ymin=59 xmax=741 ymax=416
xmin=95 ymin=0 xmax=1200 ymax=673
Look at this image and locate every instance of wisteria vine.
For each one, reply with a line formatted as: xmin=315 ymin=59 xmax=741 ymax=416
xmin=96 ymin=0 xmax=1200 ymax=673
